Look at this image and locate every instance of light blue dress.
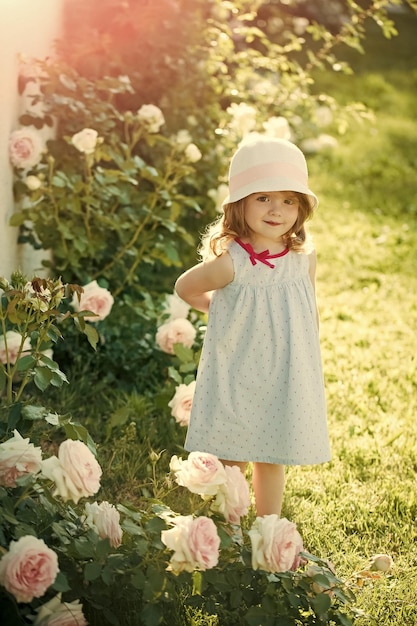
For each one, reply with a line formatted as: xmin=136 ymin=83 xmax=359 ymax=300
xmin=184 ymin=239 xmax=331 ymax=465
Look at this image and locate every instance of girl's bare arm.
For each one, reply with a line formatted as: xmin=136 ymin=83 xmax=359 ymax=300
xmin=175 ymin=253 xmax=234 ymax=313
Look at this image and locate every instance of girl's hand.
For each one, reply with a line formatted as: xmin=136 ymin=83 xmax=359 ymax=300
xmin=175 ymin=253 xmax=234 ymax=313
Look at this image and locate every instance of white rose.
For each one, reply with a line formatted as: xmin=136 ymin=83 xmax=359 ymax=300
xmin=0 ymin=330 xmax=31 ymax=365
xmin=163 ymin=292 xmax=190 ymax=320
xmin=208 ymin=183 xmax=229 ymax=212
xmin=71 ymin=280 xmax=114 ymax=322
xmin=71 ymin=128 xmax=99 ymax=154
xmin=293 ymin=16 xmax=309 ymax=35
xmin=84 ymin=501 xmax=123 ymax=548
xmin=0 ymin=430 xmax=43 ymax=487
xmin=227 ymin=102 xmax=257 ymax=136
xmin=314 ymin=105 xmax=333 ymax=127
xmin=169 ymin=451 xmax=227 ymax=497
xmin=174 ymin=129 xmax=192 ymax=145
xmin=184 ymin=143 xmax=202 ymax=163
xmin=155 ymin=318 xmax=196 ymax=354
xmin=33 ymin=593 xmax=87 ymax=626
xmin=24 ymin=175 xmax=42 ymax=190
xmin=300 ymin=134 xmax=338 ymax=154
xmin=137 ymin=104 xmax=165 ymax=133
xmin=262 ymin=116 xmax=292 ymax=140
xmin=168 ymin=381 xmax=196 ymax=427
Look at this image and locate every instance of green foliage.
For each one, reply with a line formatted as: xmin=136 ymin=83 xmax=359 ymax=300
xmin=0 ymin=272 xmax=97 ymax=408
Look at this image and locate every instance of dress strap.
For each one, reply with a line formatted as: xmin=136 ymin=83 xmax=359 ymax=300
xmin=235 ymin=238 xmax=289 ymax=268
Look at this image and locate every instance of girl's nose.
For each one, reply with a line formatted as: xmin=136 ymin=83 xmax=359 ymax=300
xmin=269 ymin=201 xmax=283 ymax=214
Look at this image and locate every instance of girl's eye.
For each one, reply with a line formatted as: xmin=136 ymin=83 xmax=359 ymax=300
xmin=256 ymin=195 xmax=269 ymax=202
xmin=284 ymin=198 xmax=295 ymax=205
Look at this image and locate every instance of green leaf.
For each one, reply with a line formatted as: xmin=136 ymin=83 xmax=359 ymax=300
xmin=83 ymin=323 xmax=99 ymax=350
xmin=84 ymin=561 xmax=102 ymax=581
xmin=74 ymin=538 xmax=95 ymax=558
xmin=168 ymin=366 xmax=182 ymax=384
xmin=52 ymin=571 xmax=71 ymax=593
xmin=334 ymin=611 xmax=355 ymax=626
xmin=311 ymin=592 xmax=332 ymax=617
xmin=173 ymin=343 xmax=194 ymax=363
xmin=62 ymin=421 xmax=97 ymax=455
xmin=34 ymin=366 xmax=54 ymax=391
xmin=245 ymin=606 xmax=275 ymax=626
xmin=140 ymin=603 xmax=164 ymax=626
xmin=16 ymin=354 xmax=36 ymax=372
xmin=21 ymin=405 xmax=48 ymax=421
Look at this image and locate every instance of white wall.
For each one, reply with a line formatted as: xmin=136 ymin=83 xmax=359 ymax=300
xmin=0 ymin=0 xmax=65 ymax=279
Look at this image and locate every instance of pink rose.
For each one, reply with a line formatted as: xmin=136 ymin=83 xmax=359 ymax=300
xmin=84 ymin=501 xmax=123 ymax=548
xmin=42 ymin=440 xmax=102 ymax=504
xmin=155 ymin=318 xmax=196 ymax=354
xmin=9 ymin=128 xmax=44 ymax=169
xmin=211 ymin=465 xmax=250 ymax=523
xmin=161 ymin=515 xmax=220 ymax=574
xmin=0 ymin=535 xmax=59 ymax=603
xmin=170 ymin=452 xmax=227 ymax=497
xmin=71 ymin=280 xmax=114 ymax=322
xmin=249 ymin=515 xmax=304 ymax=573
xmin=168 ymin=380 xmax=196 ymax=426
xmin=0 ymin=330 xmax=31 ymax=364
xmin=0 ymin=430 xmax=42 ymax=487
xmin=33 ymin=593 xmax=87 ymax=626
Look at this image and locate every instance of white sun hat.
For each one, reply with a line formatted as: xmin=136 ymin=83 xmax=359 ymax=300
xmin=222 ymin=136 xmax=318 ymax=209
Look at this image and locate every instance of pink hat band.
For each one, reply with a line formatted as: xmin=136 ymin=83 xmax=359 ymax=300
xmin=222 ymin=137 xmax=318 ymax=209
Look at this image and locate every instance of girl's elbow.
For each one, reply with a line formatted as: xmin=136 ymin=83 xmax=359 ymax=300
xmin=174 ymin=276 xmax=189 ymax=302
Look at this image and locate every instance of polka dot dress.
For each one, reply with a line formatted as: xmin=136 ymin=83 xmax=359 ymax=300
xmin=184 ymin=240 xmax=331 ymax=465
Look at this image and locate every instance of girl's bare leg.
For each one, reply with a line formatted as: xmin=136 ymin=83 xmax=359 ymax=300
xmin=252 ymin=462 xmax=285 ymax=517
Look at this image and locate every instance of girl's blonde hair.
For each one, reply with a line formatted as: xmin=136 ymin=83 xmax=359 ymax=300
xmin=199 ymin=192 xmax=314 ymax=261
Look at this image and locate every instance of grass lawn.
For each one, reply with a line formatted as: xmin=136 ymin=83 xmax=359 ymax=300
xmin=279 ymin=12 xmax=417 ymax=624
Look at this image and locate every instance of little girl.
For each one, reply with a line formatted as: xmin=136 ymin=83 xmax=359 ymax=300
xmin=175 ymin=136 xmax=331 ymax=517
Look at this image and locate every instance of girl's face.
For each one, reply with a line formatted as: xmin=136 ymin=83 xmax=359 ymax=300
xmin=243 ymin=190 xmax=299 ymax=246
